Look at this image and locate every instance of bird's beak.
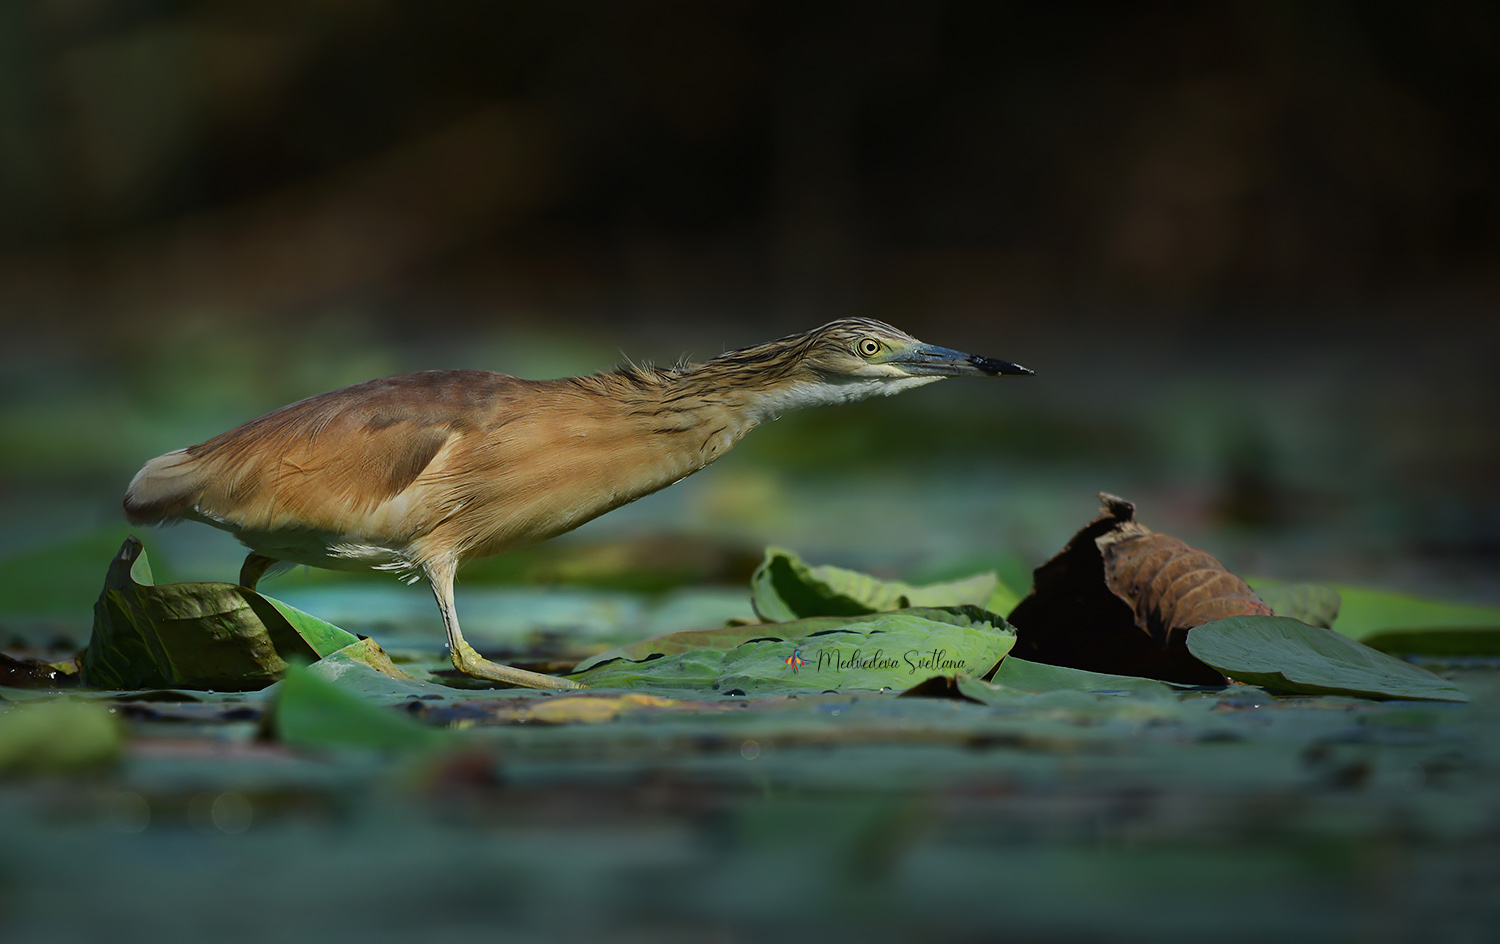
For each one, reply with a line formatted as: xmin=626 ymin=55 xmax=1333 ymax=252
xmin=891 ymin=342 xmax=1034 ymax=377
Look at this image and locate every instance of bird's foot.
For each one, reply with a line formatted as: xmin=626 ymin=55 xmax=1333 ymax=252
xmin=450 ymin=642 xmax=583 ymax=690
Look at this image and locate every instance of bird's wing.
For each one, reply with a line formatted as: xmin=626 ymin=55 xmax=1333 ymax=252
xmin=125 ymin=370 xmax=533 ymax=538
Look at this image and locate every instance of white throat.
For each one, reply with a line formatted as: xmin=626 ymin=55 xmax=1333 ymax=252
xmin=746 ymin=375 xmax=945 ymax=424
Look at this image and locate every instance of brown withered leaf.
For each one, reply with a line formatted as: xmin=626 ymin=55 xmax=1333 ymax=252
xmin=1 ymin=652 xmax=78 ymax=689
xmin=1007 ymin=494 xmax=1270 ymax=685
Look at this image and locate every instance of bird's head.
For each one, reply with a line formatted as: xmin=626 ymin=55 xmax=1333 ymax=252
xmin=704 ymin=317 xmax=1032 ymax=419
xmin=794 ymin=318 xmax=1033 ymax=382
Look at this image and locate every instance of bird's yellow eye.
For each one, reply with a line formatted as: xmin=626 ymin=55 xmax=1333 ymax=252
xmin=857 ymin=338 xmax=882 ymax=358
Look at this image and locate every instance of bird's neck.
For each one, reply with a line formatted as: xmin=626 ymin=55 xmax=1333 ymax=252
xmin=592 ymin=357 xmax=947 ymax=429
xmin=512 ymin=356 xmax=945 ymax=544
xmin=673 ymin=356 xmax=944 ymax=425
xmin=724 ymin=374 xmax=947 ymax=424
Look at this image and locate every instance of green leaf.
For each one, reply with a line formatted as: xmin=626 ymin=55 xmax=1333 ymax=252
xmin=1186 ymin=616 xmax=1467 ymax=702
xmin=1329 ymin=585 xmax=1500 ymax=655
xmin=940 ymin=674 xmax=1186 ymax=712
xmin=0 ymin=698 xmax=122 ymax=774
xmin=750 ymin=546 xmax=1000 ymax=621
xmin=570 ymin=607 xmax=1016 ymax=695
xmin=1250 ymin=582 xmax=1342 ymax=629
xmin=983 ymin=581 xmax=1024 ymax=619
xmin=270 ymin=663 xmax=444 ymax=753
xmin=81 ymin=537 xmax=359 ymax=691
xmin=1249 ymin=580 xmax=1500 ymax=654
xmin=991 ymin=657 xmax=1187 ymax=697
xmin=303 ymin=638 xmax=454 ymax=705
xmin=262 ymin=597 xmax=365 ymax=660
xmin=572 ymin=611 xmax=917 ymax=673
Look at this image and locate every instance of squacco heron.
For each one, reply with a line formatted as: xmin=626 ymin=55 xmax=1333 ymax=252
xmin=124 ymin=318 xmax=1031 ymax=689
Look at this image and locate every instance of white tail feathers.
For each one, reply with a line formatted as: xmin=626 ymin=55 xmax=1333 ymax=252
xmin=123 ymin=450 xmax=205 ymax=525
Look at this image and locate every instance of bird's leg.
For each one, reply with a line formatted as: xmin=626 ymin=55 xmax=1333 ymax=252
xmin=240 ymin=553 xmax=277 ymax=590
xmin=424 ymin=557 xmax=582 ymax=690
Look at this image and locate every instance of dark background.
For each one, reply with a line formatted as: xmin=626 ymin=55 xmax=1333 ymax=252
xmin=2 ymin=0 xmax=1498 ymax=611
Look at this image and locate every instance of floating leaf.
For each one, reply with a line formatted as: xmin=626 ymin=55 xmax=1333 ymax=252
xmin=523 ymin=693 xmax=683 ymax=724
xmin=750 ymin=546 xmax=1000 ymax=622
xmin=570 ymin=607 xmax=1015 ymax=694
xmin=571 ymin=608 xmax=981 ymax=673
xmin=1247 ymin=581 xmax=1500 ymax=654
xmin=1326 ymin=585 xmax=1500 ymax=655
xmin=1251 ymin=582 xmax=1342 ymax=629
xmin=991 ymin=656 xmax=1188 ymax=697
xmin=899 ymin=674 xmax=996 ymax=704
xmin=314 ymin=637 xmax=420 ymax=682
xmin=1186 ymin=616 xmax=1467 ymax=702
xmin=902 ymin=671 xmax=1187 ymax=715
xmin=299 ymin=638 xmax=455 ymax=708
xmin=1008 ymin=494 xmax=1263 ymax=685
xmin=0 ymin=699 xmax=122 ymax=774
xmin=982 ymin=581 xmax=1024 ymax=619
xmin=81 ymin=537 xmax=359 ymax=691
xmin=270 ymin=663 xmax=445 ymax=752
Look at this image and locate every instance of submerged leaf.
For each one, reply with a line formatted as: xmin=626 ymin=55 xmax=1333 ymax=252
xmin=1186 ymin=616 xmax=1467 ymax=702
xmin=750 ymin=546 xmax=1000 ymax=622
xmin=570 ymin=607 xmax=1016 ymax=695
xmin=81 ymin=537 xmax=359 ymax=691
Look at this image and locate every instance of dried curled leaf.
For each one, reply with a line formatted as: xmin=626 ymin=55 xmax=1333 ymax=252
xmin=1096 ymin=510 xmax=1272 ymax=643
xmin=1008 ymin=494 xmax=1269 ymax=685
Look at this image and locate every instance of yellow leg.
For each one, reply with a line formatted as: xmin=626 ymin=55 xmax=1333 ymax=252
xmin=424 ymin=557 xmax=582 ymax=690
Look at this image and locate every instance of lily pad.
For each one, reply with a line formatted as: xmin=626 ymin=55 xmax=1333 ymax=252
xmin=1249 ymin=580 xmax=1500 ymax=654
xmin=1186 ymin=615 xmax=1468 ymax=702
xmin=0 ymin=698 xmax=123 ymax=774
xmin=750 ymin=546 xmax=1004 ymax=622
xmin=570 ymin=607 xmax=1016 ymax=694
xmin=81 ymin=537 xmax=359 ymax=691
xmin=301 ymin=638 xmax=453 ymax=705
xmin=991 ymin=656 xmax=1189 ymax=697
xmin=574 ymin=606 xmax=989 ymax=672
xmin=1251 ymin=582 xmax=1342 ymax=629
xmin=271 ymin=663 xmax=445 ymax=753
xmin=1330 ymin=585 xmax=1500 ymax=655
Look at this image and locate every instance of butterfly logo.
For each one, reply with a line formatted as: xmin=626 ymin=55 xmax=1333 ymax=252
xmin=783 ymin=647 xmax=807 ymax=674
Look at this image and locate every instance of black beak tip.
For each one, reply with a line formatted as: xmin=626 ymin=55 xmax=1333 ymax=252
xmin=972 ymin=355 xmax=1034 ymax=377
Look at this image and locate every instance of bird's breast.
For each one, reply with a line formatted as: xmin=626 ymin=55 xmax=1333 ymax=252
xmin=436 ymin=394 xmax=751 ymax=561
